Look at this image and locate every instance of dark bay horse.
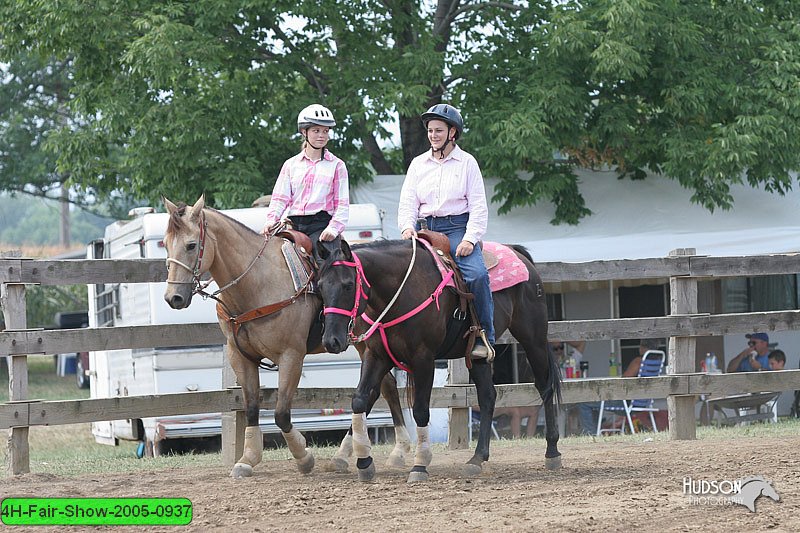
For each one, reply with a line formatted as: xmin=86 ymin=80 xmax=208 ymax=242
xmin=316 ymin=237 xmax=562 ymax=483
xmin=162 ymin=196 xmax=412 ymax=478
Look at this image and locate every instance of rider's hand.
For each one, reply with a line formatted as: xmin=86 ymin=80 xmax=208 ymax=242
xmin=401 ymin=228 xmax=417 ymax=240
xmin=319 ymin=227 xmax=338 ymax=242
xmin=455 ymin=240 xmax=474 ymax=257
xmin=262 ymin=220 xmax=282 ymax=236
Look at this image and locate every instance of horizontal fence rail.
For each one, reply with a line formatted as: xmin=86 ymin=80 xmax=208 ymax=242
xmin=4 ymin=370 xmax=800 ymax=431
xmin=3 ymin=252 xmax=800 ymax=285
xmin=4 ymin=309 xmax=800 ymax=355
xmin=4 ymin=251 xmax=800 ymax=475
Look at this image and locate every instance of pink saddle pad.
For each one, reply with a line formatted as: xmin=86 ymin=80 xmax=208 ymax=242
xmin=483 ymin=241 xmax=530 ymax=292
xmin=417 ymin=239 xmax=529 ymax=293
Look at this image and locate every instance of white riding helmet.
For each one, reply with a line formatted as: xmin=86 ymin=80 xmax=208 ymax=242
xmin=297 ymin=104 xmax=336 ymax=131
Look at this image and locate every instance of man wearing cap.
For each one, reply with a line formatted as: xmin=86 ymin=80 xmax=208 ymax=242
xmin=727 ymin=333 xmax=771 ymax=372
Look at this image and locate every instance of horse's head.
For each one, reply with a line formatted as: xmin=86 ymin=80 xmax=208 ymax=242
xmin=163 ymin=194 xmax=211 ymax=309
xmin=316 ymin=237 xmax=364 ymax=353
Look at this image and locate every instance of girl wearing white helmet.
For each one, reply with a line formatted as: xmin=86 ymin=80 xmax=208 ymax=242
xmin=263 ymin=104 xmax=349 ymax=251
xmin=397 ymin=103 xmax=495 ymax=359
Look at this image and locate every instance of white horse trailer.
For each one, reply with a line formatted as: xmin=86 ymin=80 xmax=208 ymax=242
xmin=86 ymin=204 xmax=392 ymax=454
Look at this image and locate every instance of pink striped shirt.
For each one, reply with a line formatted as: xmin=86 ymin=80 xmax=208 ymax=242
xmin=264 ymin=150 xmax=349 ymax=235
xmin=398 ymin=145 xmax=489 ymax=245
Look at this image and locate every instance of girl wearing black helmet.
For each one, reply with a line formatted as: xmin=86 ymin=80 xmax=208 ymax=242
xmin=398 ymin=103 xmax=495 ymax=359
xmin=263 ymin=104 xmax=349 ymax=251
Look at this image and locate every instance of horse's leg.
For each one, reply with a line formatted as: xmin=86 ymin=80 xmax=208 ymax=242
xmin=227 ymin=346 xmax=264 ymax=479
xmin=464 ymin=359 xmax=497 ymax=477
xmin=275 ymin=353 xmax=315 ymax=474
xmin=381 ymin=371 xmax=412 ymax=468
xmin=406 ymin=360 xmax=435 ymax=484
xmin=327 ymin=366 xmax=409 ymax=473
xmin=513 ymin=312 xmax=562 ymax=470
xmin=351 ymin=351 xmax=394 ymax=482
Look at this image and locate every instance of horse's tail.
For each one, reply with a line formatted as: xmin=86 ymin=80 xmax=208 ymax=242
xmin=510 ymin=244 xmax=534 ymax=264
xmin=404 ymin=371 xmax=415 ymax=410
xmin=543 ymin=342 xmax=563 ymax=407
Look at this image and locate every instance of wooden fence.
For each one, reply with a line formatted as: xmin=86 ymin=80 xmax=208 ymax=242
xmin=3 ymin=248 xmax=800 ymax=475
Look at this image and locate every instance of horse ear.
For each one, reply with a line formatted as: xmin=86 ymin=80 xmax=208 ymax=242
xmin=316 ymin=238 xmax=332 ymax=261
xmin=340 ymin=238 xmax=353 ymax=261
xmin=163 ymin=196 xmax=178 ymax=215
xmin=190 ymin=194 xmax=205 ymax=221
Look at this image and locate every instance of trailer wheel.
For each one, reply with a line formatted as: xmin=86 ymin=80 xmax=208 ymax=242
xmin=139 ymin=438 xmax=160 ymax=458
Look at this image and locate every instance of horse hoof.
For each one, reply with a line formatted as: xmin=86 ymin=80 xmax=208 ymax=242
xmin=462 ymin=462 xmax=482 ymax=478
xmin=357 ymin=461 xmax=376 ymax=482
xmin=325 ymin=457 xmax=350 ymax=473
xmin=407 ymin=470 xmax=429 ymax=484
xmin=545 ymin=455 xmax=562 ymax=470
xmin=385 ymin=452 xmax=406 ymax=469
xmin=297 ymin=452 xmax=315 ymax=474
xmin=230 ymin=463 xmax=254 ymax=479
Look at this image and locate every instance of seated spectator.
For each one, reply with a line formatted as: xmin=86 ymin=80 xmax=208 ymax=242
xmin=768 ymin=349 xmax=786 ymax=370
xmin=727 ymin=333 xmax=770 ymax=372
xmin=550 ymin=340 xmax=586 ymax=367
xmin=577 ymin=338 xmax=661 ymax=435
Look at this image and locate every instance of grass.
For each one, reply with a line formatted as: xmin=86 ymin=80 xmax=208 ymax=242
xmin=4 ymin=356 xmax=800 ymax=478
xmin=1 ymin=354 xmax=90 ymax=402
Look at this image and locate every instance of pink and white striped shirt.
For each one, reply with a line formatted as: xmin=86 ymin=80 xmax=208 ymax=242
xmin=398 ymin=145 xmax=489 ymax=245
xmin=264 ymin=150 xmax=349 ymax=235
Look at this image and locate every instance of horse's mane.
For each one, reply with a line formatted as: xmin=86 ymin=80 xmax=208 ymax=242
xmin=351 ymin=239 xmax=405 ymax=251
xmin=165 ymin=204 xmax=259 ymax=237
xmin=166 ymin=203 xmax=189 ymax=235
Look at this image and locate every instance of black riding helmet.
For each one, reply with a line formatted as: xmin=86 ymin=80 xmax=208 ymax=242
xmin=421 ymin=104 xmax=463 ymax=140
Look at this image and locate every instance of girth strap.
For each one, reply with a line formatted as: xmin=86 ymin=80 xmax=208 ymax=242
xmin=214 ymin=276 xmax=313 ymax=369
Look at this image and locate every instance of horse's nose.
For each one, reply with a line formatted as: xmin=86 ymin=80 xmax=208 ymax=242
xmin=166 ymin=293 xmax=185 ymax=309
xmin=324 ymin=336 xmax=344 ymax=354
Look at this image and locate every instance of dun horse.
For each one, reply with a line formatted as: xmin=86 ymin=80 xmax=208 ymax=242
xmin=162 ymin=196 xmax=411 ymax=478
xmin=316 ymin=237 xmax=562 ymax=483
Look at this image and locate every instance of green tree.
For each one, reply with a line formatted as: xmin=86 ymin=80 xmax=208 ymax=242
xmin=2 ymin=1 xmax=800 ymax=223
xmin=0 ymin=52 xmax=142 ymax=221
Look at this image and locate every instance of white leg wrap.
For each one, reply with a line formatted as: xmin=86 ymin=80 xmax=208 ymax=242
xmin=240 ymin=426 xmax=263 ymax=466
xmin=385 ymin=425 xmax=412 ymax=468
xmin=414 ymin=426 xmax=433 ymax=467
xmin=394 ymin=426 xmax=412 ymax=451
xmin=334 ymin=433 xmax=354 ymax=461
xmin=282 ymin=428 xmax=308 ymax=460
xmin=351 ymin=413 xmax=372 ymax=459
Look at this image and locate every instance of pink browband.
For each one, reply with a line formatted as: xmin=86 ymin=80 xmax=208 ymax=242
xmin=323 ymin=250 xmax=454 ymax=373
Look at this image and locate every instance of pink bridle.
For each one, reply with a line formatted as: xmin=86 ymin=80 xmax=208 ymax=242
xmin=322 ymin=250 xmax=454 ymax=373
xmin=323 ymin=252 xmax=370 ymax=330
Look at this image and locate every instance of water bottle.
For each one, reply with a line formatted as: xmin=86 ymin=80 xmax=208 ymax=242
xmin=609 ymin=353 xmax=618 ymax=377
xmin=710 ymin=352 xmax=718 ymax=373
xmin=704 ymin=353 xmax=712 ymax=373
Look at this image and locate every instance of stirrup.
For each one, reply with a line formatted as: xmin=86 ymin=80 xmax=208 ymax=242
xmin=470 ymin=330 xmax=496 ymax=362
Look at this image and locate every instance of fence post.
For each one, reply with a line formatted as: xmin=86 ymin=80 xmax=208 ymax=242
xmin=220 ymin=345 xmax=245 ymax=467
xmin=1 ymin=282 xmax=31 ymax=474
xmin=668 ymin=248 xmax=697 ymax=440
xmin=447 ymin=360 xmax=469 ymax=449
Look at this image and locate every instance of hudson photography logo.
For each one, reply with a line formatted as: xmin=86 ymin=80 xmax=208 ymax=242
xmin=683 ymin=476 xmax=780 ymax=512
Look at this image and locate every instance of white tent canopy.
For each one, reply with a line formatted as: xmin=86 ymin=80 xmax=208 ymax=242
xmin=353 ymin=170 xmax=800 ymax=262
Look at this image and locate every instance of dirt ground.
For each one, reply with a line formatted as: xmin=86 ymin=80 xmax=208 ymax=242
xmin=4 ymin=435 xmax=798 ymax=532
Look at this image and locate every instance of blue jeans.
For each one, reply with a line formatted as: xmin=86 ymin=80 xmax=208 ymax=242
xmin=578 ymin=401 xmax=625 ymax=435
xmin=421 ymin=214 xmax=495 ymax=345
